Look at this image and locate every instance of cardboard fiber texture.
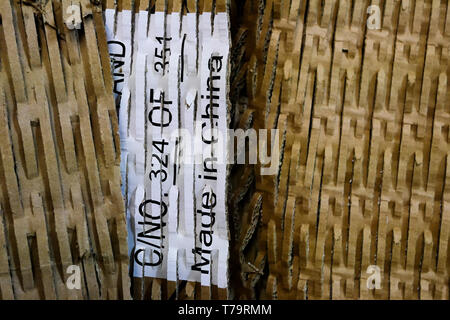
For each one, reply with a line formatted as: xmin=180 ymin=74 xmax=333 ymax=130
xmin=103 ymin=0 xmax=230 ymax=300
xmin=0 ymin=0 xmax=130 ymax=299
xmin=229 ymin=0 xmax=450 ymax=299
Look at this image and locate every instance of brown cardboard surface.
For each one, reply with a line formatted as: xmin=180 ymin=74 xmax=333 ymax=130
xmin=229 ymin=0 xmax=450 ymax=300
xmin=0 ymin=0 xmax=130 ymax=299
xmin=2 ymin=0 xmax=449 ymax=301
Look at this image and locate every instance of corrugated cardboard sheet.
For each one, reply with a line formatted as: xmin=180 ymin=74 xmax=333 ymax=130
xmin=0 ymin=0 xmax=130 ymax=299
xmin=229 ymin=0 xmax=450 ymax=300
xmin=1 ymin=0 xmax=450 ymax=301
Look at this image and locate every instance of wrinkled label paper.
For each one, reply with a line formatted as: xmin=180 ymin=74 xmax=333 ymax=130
xmin=105 ymin=9 xmax=229 ymax=288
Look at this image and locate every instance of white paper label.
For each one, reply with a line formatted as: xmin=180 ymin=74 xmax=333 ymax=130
xmin=105 ymin=8 xmax=230 ymax=289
